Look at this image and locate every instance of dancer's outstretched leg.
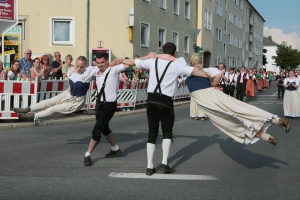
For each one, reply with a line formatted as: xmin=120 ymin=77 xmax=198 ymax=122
xmin=255 ymin=130 xmax=279 ymax=146
xmin=271 ymin=117 xmax=291 ymax=133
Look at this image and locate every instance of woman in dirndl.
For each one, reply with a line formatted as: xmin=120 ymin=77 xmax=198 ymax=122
xmin=159 ymin=53 xmax=291 ymax=146
xmin=263 ymin=71 xmax=269 ymax=89
xmin=246 ymin=69 xmax=256 ymax=99
xmin=283 ymin=70 xmax=300 ymax=118
xmin=256 ymin=70 xmax=264 ymax=91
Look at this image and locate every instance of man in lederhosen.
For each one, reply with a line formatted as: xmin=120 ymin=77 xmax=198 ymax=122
xmin=84 ymin=53 xmax=125 ymax=166
xmin=236 ymin=66 xmax=249 ymax=101
xmin=122 ymin=43 xmax=209 ymax=175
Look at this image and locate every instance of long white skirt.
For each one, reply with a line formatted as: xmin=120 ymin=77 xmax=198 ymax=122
xmin=191 ymin=88 xmax=277 ymax=145
xmin=190 ymin=97 xmax=206 ymax=118
xmin=284 ymin=90 xmax=300 ymax=117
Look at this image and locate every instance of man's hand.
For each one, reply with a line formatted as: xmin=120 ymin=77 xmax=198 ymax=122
xmin=110 ymin=58 xmax=123 ymax=66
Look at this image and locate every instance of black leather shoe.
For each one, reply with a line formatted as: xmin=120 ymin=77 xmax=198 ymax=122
xmin=84 ymin=156 xmax=91 ymax=166
xmin=160 ymin=164 xmax=173 ymax=174
xmin=146 ymin=168 xmax=156 ymax=176
xmin=105 ymin=149 xmax=122 ymax=158
xmin=14 ymin=107 xmax=30 ymax=113
xmin=18 ymin=113 xmax=34 ymax=120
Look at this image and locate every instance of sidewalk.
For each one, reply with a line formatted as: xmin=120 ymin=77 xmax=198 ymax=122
xmin=0 ymin=100 xmax=190 ymax=130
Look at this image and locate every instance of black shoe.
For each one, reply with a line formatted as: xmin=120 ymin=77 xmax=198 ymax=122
xmin=18 ymin=113 xmax=34 ymax=120
xmin=14 ymin=107 xmax=30 ymax=113
xmin=160 ymin=164 xmax=173 ymax=174
xmin=84 ymin=156 xmax=91 ymax=166
xmin=146 ymin=168 xmax=156 ymax=176
xmin=105 ymin=149 xmax=122 ymax=158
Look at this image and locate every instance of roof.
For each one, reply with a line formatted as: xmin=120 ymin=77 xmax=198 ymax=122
xmin=263 ymin=37 xmax=278 ymax=46
xmin=246 ymin=0 xmax=266 ymax=22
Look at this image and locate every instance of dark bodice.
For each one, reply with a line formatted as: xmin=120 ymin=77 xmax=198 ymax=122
xmin=69 ymin=79 xmax=90 ymax=97
xmin=186 ymin=76 xmax=211 ymax=93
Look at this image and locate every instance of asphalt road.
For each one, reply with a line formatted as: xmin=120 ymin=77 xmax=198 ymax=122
xmin=0 ymin=85 xmax=299 ymax=199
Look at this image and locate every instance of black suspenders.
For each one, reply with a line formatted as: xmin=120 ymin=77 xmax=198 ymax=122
xmin=153 ymin=58 xmax=172 ymax=95
xmin=94 ymin=69 xmax=111 ymax=103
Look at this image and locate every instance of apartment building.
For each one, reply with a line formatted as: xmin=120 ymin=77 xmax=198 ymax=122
xmin=2 ymin=0 xmax=196 ymax=66
xmin=198 ymin=0 xmax=265 ymax=69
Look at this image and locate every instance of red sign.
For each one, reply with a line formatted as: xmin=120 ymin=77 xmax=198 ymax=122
xmin=0 ymin=0 xmax=15 ymax=21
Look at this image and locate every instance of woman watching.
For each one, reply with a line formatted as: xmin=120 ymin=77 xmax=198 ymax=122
xmin=40 ymin=55 xmax=54 ymax=80
xmin=62 ymin=54 xmax=73 ymax=79
xmin=7 ymin=60 xmax=28 ymax=80
xmin=30 ymin=58 xmax=45 ymax=81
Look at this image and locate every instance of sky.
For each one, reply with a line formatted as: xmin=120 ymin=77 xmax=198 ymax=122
xmin=249 ymin=0 xmax=300 ymax=50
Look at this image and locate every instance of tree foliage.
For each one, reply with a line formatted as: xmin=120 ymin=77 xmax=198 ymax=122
xmin=272 ymin=41 xmax=300 ymax=70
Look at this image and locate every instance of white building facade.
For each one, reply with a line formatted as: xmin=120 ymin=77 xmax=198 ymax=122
xmin=263 ymin=36 xmax=280 ymax=74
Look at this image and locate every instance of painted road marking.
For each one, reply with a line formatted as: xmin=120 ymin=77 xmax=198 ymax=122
xmin=263 ymin=103 xmax=273 ymax=104
xmin=108 ymin=172 xmax=218 ymax=180
xmin=257 ymin=101 xmax=267 ymax=102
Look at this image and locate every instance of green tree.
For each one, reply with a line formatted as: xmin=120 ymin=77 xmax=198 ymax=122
xmin=272 ymin=41 xmax=300 ymax=70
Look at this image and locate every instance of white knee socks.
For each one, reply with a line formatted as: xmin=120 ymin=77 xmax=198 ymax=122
xmin=162 ymin=139 xmax=171 ymax=165
xmin=147 ymin=143 xmax=155 ymax=169
xmin=261 ymin=133 xmax=270 ymax=141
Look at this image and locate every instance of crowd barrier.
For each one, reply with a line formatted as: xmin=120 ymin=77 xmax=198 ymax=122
xmin=0 ymin=79 xmax=190 ymax=119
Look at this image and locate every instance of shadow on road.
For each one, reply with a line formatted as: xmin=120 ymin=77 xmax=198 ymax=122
xmin=166 ymin=134 xmax=221 ymax=170
xmin=218 ymin=138 xmax=289 ymax=169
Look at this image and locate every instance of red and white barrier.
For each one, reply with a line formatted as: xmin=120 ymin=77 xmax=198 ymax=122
xmin=0 ymin=78 xmax=191 ymax=119
xmin=135 ymin=80 xmax=148 ymax=105
xmin=0 ymin=80 xmax=37 ymax=119
xmin=36 ymin=80 xmax=69 ymax=102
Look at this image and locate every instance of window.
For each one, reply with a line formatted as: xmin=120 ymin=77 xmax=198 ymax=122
xmin=245 ymin=42 xmax=249 ymax=50
xmin=184 ymin=1 xmax=190 ymax=19
xmin=235 ymin=0 xmax=239 ymax=6
xmin=228 ymin=33 xmax=233 ymax=45
xmin=204 ymin=8 xmax=212 ymax=30
xmin=216 ymin=27 xmax=222 ymax=42
xmin=225 ymin=0 xmax=227 ymax=11
xmin=173 ymin=0 xmax=179 ymax=15
xmin=243 ymin=14 xmax=245 ymax=24
xmin=172 ymin=32 xmax=179 ymax=52
xmin=51 ymin=17 xmax=75 ymax=46
xmin=216 ymin=2 xmax=223 ymax=17
xmin=229 ymin=11 xmax=233 ymax=23
xmin=140 ymin=22 xmax=150 ymax=47
xmin=245 ymin=25 xmax=249 ymax=33
xmin=246 ymin=6 xmax=249 ymax=16
xmin=158 ymin=28 xmax=166 ymax=49
xmin=234 ymin=15 xmax=238 ymax=26
xmin=215 ymin=53 xmax=222 ymax=66
xmin=239 ymin=18 xmax=242 ymax=29
xmin=159 ymin=0 xmax=166 ymax=9
xmin=224 ymin=19 xmax=227 ymax=34
xmin=239 ymin=0 xmax=244 ymax=10
xmin=184 ymin=36 xmax=189 ymax=53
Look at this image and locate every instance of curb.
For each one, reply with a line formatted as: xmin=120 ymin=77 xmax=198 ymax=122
xmin=0 ymin=101 xmax=190 ymax=130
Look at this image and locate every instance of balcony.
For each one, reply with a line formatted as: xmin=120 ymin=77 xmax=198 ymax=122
xmin=249 ymin=35 xmax=253 ymax=42
xmin=250 ymin=18 xmax=253 ymax=26
xmin=249 ymin=51 xmax=253 ymax=58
